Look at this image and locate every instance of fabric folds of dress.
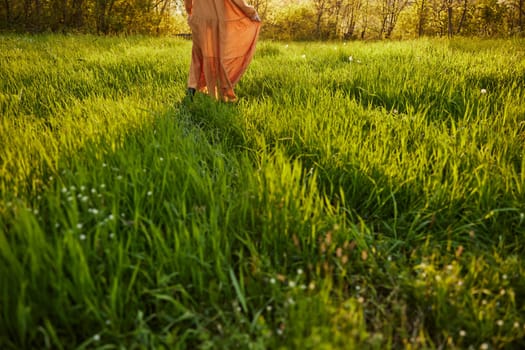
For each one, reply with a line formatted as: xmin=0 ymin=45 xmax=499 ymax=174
xmin=186 ymin=0 xmax=260 ymax=101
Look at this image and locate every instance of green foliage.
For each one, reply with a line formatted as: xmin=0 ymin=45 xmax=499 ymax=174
xmin=0 ymin=0 xmax=187 ymax=35
xmin=262 ymin=4 xmax=317 ymax=41
xmin=1 ymin=35 xmax=525 ymax=349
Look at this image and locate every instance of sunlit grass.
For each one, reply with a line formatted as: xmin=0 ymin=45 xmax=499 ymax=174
xmin=1 ymin=34 xmax=524 ymax=349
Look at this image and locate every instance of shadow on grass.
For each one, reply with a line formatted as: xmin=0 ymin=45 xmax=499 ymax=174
xmin=180 ymin=86 xmax=523 ymax=255
xmin=177 ymin=93 xmax=248 ymax=152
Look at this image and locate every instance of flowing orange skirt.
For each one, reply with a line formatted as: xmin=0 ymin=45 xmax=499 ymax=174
xmin=187 ymin=0 xmax=260 ymax=102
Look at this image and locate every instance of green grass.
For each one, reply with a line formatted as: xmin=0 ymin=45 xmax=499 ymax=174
xmin=1 ymin=34 xmax=524 ymax=349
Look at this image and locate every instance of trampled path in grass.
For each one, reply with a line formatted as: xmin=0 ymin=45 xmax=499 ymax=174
xmin=0 ymin=35 xmax=524 ymax=349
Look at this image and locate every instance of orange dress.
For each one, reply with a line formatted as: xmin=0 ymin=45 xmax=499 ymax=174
xmin=184 ymin=0 xmax=260 ymax=101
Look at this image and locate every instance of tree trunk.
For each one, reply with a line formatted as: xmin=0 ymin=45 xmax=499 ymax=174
xmin=360 ymin=0 xmax=369 ymax=39
xmin=35 ymin=0 xmax=41 ymax=29
xmin=417 ymin=0 xmax=426 ymax=37
xmin=72 ymin=0 xmax=84 ymax=29
xmin=456 ymin=0 xmax=468 ymax=34
xmin=24 ymin=0 xmax=32 ymax=30
xmin=313 ymin=0 xmax=329 ymax=39
xmin=342 ymin=3 xmax=357 ymax=39
xmin=155 ymin=0 xmax=170 ymax=34
xmin=518 ymin=0 xmax=525 ymax=33
xmin=4 ymin=0 xmax=11 ymax=24
xmin=316 ymin=9 xmax=324 ymax=39
xmin=96 ymin=1 xmax=107 ymax=34
xmin=96 ymin=0 xmax=116 ymax=34
xmin=61 ymin=0 xmax=67 ymax=27
xmin=24 ymin=0 xmax=30 ymax=21
xmin=447 ymin=2 xmax=453 ymax=37
xmin=379 ymin=0 xmax=387 ymax=38
xmin=385 ymin=13 xmax=397 ymax=39
xmin=333 ymin=0 xmax=342 ymax=38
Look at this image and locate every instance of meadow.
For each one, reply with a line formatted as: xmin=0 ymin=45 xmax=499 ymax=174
xmin=0 ymin=34 xmax=524 ymax=349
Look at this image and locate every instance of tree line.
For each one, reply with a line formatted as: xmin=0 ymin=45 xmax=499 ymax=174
xmin=0 ymin=0 xmax=184 ymax=34
xmin=0 ymin=0 xmax=523 ymax=39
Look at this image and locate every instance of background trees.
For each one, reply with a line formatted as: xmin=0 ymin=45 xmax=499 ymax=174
xmin=0 ymin=0 xmax=523 ymax=38
xmin=263 ymin=0 xmax=524 ymax=39
xmin=0 ymin=0 xmax=182 ymax=34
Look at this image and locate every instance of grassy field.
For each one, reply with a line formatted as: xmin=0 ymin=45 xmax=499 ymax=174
xmin=0 ymin=34 xmax=524 ymax=349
